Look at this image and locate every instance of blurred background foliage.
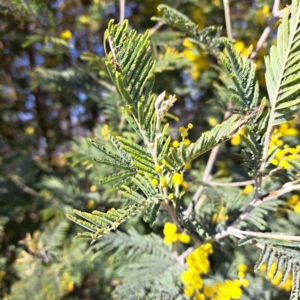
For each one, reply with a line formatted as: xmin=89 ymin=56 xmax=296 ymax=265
xmin=1 ymin=0 xmax=300 ymax=299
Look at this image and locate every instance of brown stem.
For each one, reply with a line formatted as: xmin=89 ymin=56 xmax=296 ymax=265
xmin=250 ymin=0 xmax=284 ymax=59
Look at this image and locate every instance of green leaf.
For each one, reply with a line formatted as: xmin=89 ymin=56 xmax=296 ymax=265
xmin=265 ymin=1 xmax=300 ymax=125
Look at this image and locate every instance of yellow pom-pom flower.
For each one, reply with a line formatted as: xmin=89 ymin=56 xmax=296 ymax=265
xmin=163 ymin=222 xmax=177 ymax=235
xmin=179 ymin=126 xmax=188 ymax=137
xmin=154 ymin=165 xmax=161 ymax=172
xmin=242 ymin=185 xmax=254 ymax=195
xmin=86 ymin=199 xmax=96 ymax=210
xmin=90 ymin=185 xmax=97 ymax=192
xmin=238 ymin=263 xmax=248 ymax=273
xmin=172 ymin=172 xmax=183 ymax=186
xmin=151 ymin=178 xmax=159 ymax=186
xmin=163 ymin=222 xmax=179 ymax=245
xmin=25 ymin=126 xmax=34 ymax=135
xmin=185 ymin=162 xmax=191 ymax=169
xmin=160 ymin=177 xmax=167 ymax=188
xmin=182 ymin=181 xmax=189 ymax=190
xmin=60 ymin=30 xmax=72 ymax=41
xmin=183 ymin=139 xmax=191 ymax=146
xmin=179 ymin=233 xmax=190 ymax=244
xmin=79 ymin=15 xmax=90 ymax=24
xmin=168 ymin=193 xmax=174 ymax=199
xmin=172 ymin=140 xmax=180 ymax=148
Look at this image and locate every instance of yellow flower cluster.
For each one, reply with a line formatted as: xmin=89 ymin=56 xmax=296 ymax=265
xmin=79 ymin=15 xmax=90 ymax=24
xmin=25 ymin=126 xmax=35 ymax=135
xmin=286 ymin=194 xmax=300 ymax=213
xmin=170 ymin=172 xmax=189 ymax=192
xmin=241 ymin=184 xmax=254 ymax=195
xmin=86 ymin=199 xmax=96 ymax=210
xmin=100 ymin=124 xmax=110 ymax=140
xmin=60 ymin=30 xmax=72 ymax=41
xmin=208 ymin=116 xmax=218 ymax=127
xmin=212 ymin=206 xmax=228 ymax=224
xmin=172 ymin=172 xmax=183 ymax=186
xmin=231 ymin=121 xmax=300 ymax=170
xmin=182 ymin=259 xmax=249 ymax=299
xmin=173 ymin=123 xmax=193 ymax=148
xmin=183 ymin=39 xmax=210 ymax=80
xmin=230 ymin=128 xmax=246 ymax=146
xmin=181 ymin=243 xmax=213 ymax=297
xmin=256 ymin=5 xmax=271 ymax=25
xmin=60 ymin=272 xmax=74 ymax=296
xmin=233 ymin=42 xmax=249 ymax=57
xmin=163 ymin=222 xmax=190 ymax=245
xmin=90 ymin=185 xmax=97 ymax=192
xmin=151 ymin=178 xmax=159 ymax=186
xmin=237 ymin=263 xmax=249 ymax=287
xmin=268 ymin=122 xmax=299 ymax=168
xmin=203 ymin=280 xmax=244 ymax=300
xmin=154 ymin=165 xmax=162 ymax=172
xmin=260 ymin=262 xmax=293 ymax=292
xmin=151 ymin=164 xmax=170 ymax=189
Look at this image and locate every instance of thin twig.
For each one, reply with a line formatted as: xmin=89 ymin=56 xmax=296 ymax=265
xmin=149 ymin=0 xmax=183 ymax=36
xmin=208 ymin=179 xmax=255 ymax=187
xmin=119 ymin=0 xmax=125 ymax=24
xmin=212 ymin=179 xmax=300 ymax=241
xmin=250 ymin=0 xmax=284 ymax=59
xmin=10 ymin=176 xmax=40 ymax=197
xmin=149 ymin=22 xmax=164 ymax=36
xmin=223 ymin=0 xmax=233 ymax=39
xmin=216 ymin=228 xmax=300 ymax=242
xmin=176 ymin=247 xmax=195 ymax=264
xmin=233 ymin=229 xmax=300 ymax=242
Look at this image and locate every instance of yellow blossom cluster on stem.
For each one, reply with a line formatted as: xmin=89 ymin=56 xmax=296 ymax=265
xmin=60 ymin=30 xmax=72 ymax=41
xmin=182 ymin=39 xmax=210 ymax=80
xmin=286 ymin=194 xmax=300 ymax=213
xmin=25 ymin=126 xmax=35 ymax=135
xmin=86 ymin=199 xmax=96 ymax=210
xmin=59 ymin=272 xmax=74 ymax=296
xmin=260 ymin=263 xmax=293 ymax=292
xmin=182 ymin=257 xmax=250 ymax=299
xmin=171 ymin=172 xmax=189 ymax=194
xmin=212 ymin=206 xmax=228 ymax=224
xmin=233 ymin=42 xmax=249 ymax=57
xmin=241 ymin=184 xmax=254 ymax=195
xmin=79 ymin=15 xmax=90 ymax=24
xmin=268 ymin=122 xmax=300 ymax=168
xmin=256 ymin=5 xmax=271 ymax=25
xmin=100 ymin=124 xmax=110 ymax=141
xmin=231 ymin=121 xmax=300 ymax=169
xmin=173 ymin=123 xmax=193 ymax=149
xmin=237 ymin=263 xmax=249 ymax=287
xmin=181 ymin=243 xmax=213 ymax=298
xmin=230 ymin=128 xmax=246 ymax=146
xmin=163 ymin=222 xmax=190 ymax=245
xmin=202 ymin=279 xmax=243 ymax=300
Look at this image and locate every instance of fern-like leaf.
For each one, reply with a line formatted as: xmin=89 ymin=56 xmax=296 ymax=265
xmin=104 ymin=20 xmax=155 ymax=112
xmin=153 ymin=4 xmax=221 ymax=55
xmin=220 ymin=38 xmax=259 ymax=113
xmin=240 ymin=235 xmax=300 ymax=299
xmin=265 ymin=0 xmax=300 ymax=125
xmin=67 ymin=203 xmax=152 ymax=242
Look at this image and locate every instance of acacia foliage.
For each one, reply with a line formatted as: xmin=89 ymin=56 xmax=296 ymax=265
xmin=1 ymin=0 xmax=300 ymax=300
